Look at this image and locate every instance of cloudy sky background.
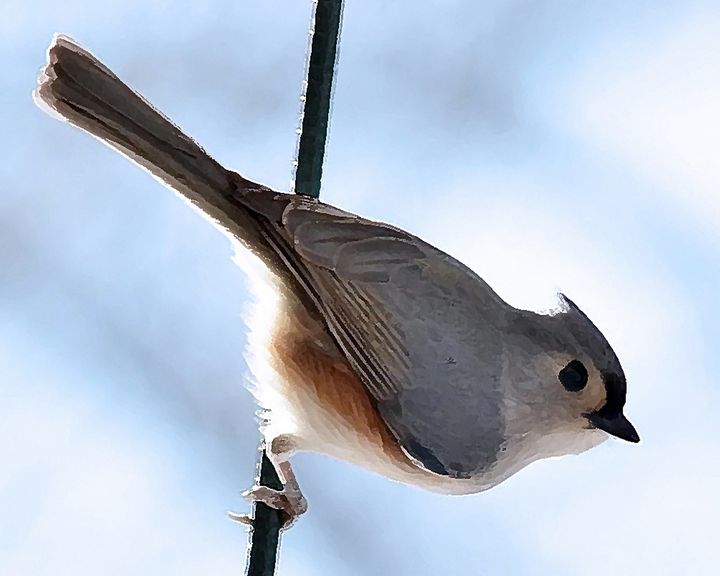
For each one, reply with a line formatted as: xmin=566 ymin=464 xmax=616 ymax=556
xmin=2 ymin=1 xmax=719 ymax=574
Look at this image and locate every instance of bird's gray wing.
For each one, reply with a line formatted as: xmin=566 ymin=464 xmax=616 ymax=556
xmin=281 ymin=200 xmax=508 ymax=477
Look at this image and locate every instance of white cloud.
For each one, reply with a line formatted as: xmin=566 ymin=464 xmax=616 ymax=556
xmin=531 ymin=441 xmax=720 ymax=575
xmin=0 ymin=371 xmax=245 ymax=575
xmin=563 ymin=9 xmax=720 ymax=245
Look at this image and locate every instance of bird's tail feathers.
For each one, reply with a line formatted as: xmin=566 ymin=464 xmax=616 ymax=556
xmin=34 ymin=34 xmax=285 ymax=273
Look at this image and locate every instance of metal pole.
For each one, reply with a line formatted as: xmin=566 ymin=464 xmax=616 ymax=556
xmin=245 ymin=450 xmax=284 ymax=576
xmin=293 ymin=0 xmax=344 ymax=198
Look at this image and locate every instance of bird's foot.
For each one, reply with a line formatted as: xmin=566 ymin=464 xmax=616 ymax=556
xmin=228 ymin=458 xmax=307 ymax=530
xmin=247 ymin=484 xmax=307 ymax=529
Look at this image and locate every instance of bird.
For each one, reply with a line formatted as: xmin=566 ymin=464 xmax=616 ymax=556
xmin=35 ymin=35 xmax=639 ymax=526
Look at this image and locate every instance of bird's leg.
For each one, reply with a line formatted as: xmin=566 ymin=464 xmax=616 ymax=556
xmin=241 ymin=460 xmax=308 ymax=528
xmin=228 ymin=435 xmax=307 ymax=530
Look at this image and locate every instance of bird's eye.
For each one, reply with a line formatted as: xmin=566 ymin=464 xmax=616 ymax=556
xmin=559 ymin=360 xmax=588 ymax=392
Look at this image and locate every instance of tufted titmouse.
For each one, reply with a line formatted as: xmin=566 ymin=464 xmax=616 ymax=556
xmin=35 ymin=36 xmax=639 ymax=525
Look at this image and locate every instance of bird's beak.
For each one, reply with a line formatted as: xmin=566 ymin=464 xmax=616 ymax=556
xmin=588 ymin=412 xmax=640 ymax=443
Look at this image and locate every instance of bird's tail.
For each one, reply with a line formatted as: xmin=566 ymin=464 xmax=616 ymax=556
xmin=34 ymin=34 xmax=285 ymax=274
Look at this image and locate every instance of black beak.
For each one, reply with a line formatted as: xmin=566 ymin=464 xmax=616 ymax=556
xmin=588 ymin=412 xmax=640 ymax=443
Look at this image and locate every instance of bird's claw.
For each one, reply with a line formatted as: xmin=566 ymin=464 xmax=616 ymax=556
xmin=232 ymin=484 xmax=308 ymax=530
xmin=227 ymin=510 xmax=253 ymax=526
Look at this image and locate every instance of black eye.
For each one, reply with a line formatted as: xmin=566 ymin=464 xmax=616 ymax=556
xmin=559 ymin=360 xmax=588 ymax=392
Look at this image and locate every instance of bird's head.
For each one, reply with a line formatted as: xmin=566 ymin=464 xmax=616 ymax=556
xmin=503 ymin=294 xmax=639 ymax=447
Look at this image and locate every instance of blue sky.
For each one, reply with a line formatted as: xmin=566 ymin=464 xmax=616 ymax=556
xmin=2 ymin=2 xmax=719 ymax=574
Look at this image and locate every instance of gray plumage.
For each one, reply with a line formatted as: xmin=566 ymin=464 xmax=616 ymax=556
xmin=35 ymin=36 xmax=638 ymax=497
xmin=281 ymin=201 xmax=507 ymax=476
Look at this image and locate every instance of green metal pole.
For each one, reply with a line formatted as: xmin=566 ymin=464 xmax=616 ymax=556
xmin=294 ymin=0 xmax=344 ymax=198
xmin=245 ymin=450 xmax=284 ymax=576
